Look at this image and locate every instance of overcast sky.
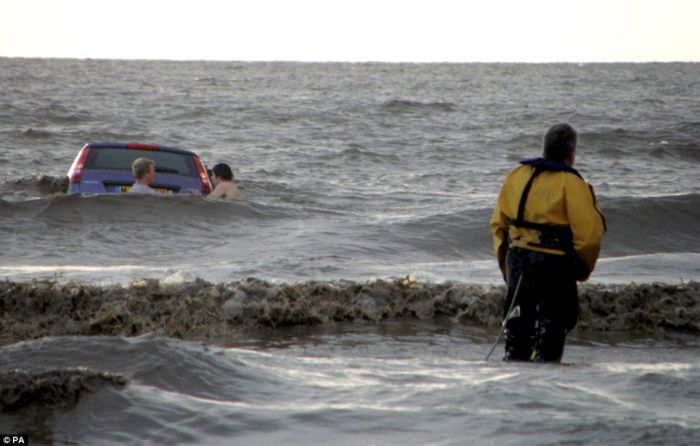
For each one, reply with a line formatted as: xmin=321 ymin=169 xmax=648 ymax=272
xmin=1 ymin=0 xmax=698 ymax=62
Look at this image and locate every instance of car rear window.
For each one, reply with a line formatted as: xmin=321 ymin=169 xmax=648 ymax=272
xmin=85 ymin=148 xmax=197 ymax=177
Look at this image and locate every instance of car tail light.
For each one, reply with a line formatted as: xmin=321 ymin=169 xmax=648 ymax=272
xmin=67 ymin=147 xmax=91 ymax=184
xmin=194 ymin=156 xmax=212 ymax=194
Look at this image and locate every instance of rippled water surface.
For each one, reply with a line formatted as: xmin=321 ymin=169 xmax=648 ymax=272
xmin=2 ymin=327 xmax=700 ymax=445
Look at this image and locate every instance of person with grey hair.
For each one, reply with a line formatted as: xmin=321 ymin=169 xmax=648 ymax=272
xmin=489 ymin=123 xmax=606 ymax=363
xmin=129 ymin=157 xmax=159 ymax=195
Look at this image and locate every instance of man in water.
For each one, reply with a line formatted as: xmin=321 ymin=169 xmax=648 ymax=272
xmin=208 ymin=163 xmax=243 ymax=199
xmin=489 ymin=123 xmax=606 ymax=362
xmin=129 ymin=157 xmax=159 ymax=195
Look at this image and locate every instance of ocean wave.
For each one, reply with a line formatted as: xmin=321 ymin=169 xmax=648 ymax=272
xmin=583 ymin=122 xmax=700 ymax=157
xmin=386 ymin=208 xmax=493 ymax=258
xmin=67 ymin=129 xmax=152 ymax=143
xmin=0 ymin=368 xmax=127 ymax=413
xmin=194 ymin=76 xmax=231 ymax=87
xmin=29 ymin=102 xmax=93 ymax=125
xmin=0 ymin=194 xmax=296 ymax=223
xmin=22 ymin=128 xmax=54 ymax=139
xmin=582 ymin=127 xmax=654 ymax=152
xmin=671 ymin=120 xmax=700 ymax=135
xmin=3 ymin=190 xmax=696 ymax=259
xmin=601 ymin=193 xmax=700 ymax=256
xmin=166 ymin=105 xmax=218 ymax=120
xmin=333 ymin=147 xmax=401 ymax=163
xmin=0 ymin=333 xmax=282 ymax=404
xmin=647 ymin=142 xmax=700 ymax=162
xmin=383 ymin=192 xmax=700 ymax=259
xmin=1 ymin=126 xmax=149 ymax=147
xmin=2 ymin=175 xmax=68 ymax=196
xmin=0 ymin=278 xmax=697 ymax=347
xmin=381 ymin=99 xmax=457 ymax=113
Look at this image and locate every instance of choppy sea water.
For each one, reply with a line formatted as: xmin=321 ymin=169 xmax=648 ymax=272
xmin=1 ymin=59 xmax=699 ymax=445
xmin=2 ymin=329 xmax=700 ymax=446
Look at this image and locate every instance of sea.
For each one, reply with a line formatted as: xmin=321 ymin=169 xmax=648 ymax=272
xmin=0 ymin=58 xmax=699 ymax=445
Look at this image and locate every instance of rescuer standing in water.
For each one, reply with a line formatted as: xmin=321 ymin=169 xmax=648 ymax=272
xmin=490 ymin=123 xmax=606 ymax=362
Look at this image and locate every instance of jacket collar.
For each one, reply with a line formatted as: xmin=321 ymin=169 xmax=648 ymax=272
xmin=519 ymin=157 xmax=582 ymax=179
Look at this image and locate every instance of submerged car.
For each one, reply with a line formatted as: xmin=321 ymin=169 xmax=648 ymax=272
xmin=67 ymin=143 xmax=212 ymax=195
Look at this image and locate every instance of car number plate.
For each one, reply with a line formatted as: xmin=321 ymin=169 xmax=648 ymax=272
xmin=120 ymin=185 xmax=170 ymax=194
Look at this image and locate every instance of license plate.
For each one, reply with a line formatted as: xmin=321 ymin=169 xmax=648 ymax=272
xmin=119 ymin=185 xmax=170 ymax=194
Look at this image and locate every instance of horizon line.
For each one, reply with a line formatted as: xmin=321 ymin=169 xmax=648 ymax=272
xmin=2 ymin=55 xmax=699 ymax=64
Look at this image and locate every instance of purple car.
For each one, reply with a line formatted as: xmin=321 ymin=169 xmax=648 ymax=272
xmin=67 ymin=142 xmax=212 ymax=195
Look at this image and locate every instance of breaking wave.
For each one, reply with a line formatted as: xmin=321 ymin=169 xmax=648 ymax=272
xmin=0 ymin=278 xmax=697 ymax=347
xmin=0 ymin=368 xmax=127 ymax=413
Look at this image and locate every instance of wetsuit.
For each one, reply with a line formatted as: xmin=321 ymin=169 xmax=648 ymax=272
xmin=490 ymin=158 xmax=606 ymax=362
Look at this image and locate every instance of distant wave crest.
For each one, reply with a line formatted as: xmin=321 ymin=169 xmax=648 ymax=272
xmin=22 ymin=128 xmax=54 ymax=139
xmin=381 ymin=99 xmax=457 ymax=113
xmin=2 ymin=175 xmax=68 ymax=196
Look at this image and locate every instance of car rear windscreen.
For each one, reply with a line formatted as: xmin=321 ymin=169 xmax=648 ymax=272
xmin=85 ymin=148 xmax=197 ymax=177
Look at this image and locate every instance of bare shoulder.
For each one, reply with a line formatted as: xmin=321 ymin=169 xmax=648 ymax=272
xmin=208 ymin=181 xmax=243 ymax=199
xmin=224 ymin=182 xmax=243 ymax=199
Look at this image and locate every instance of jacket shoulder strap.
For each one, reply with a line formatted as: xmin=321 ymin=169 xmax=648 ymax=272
xmin=515 ymin=167 xmax=542 ymax=224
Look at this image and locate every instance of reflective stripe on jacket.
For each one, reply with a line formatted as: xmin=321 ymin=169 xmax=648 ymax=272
xmin=490 ymin=159 xmax=606 ymax=275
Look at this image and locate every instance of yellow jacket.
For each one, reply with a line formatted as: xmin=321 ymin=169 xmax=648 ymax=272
xmin=490 ymin=159 xmax=606 ymax=276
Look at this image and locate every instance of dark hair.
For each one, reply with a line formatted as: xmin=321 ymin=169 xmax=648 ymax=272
xmin=211 ymin=163 xmax=234 ymax=181
xmin=543 ymin=123 xmax=577 ymax=161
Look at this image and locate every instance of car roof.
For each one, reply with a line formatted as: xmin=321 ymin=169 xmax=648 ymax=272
xmin=84 ymin=142 xmax=199 ymax=156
